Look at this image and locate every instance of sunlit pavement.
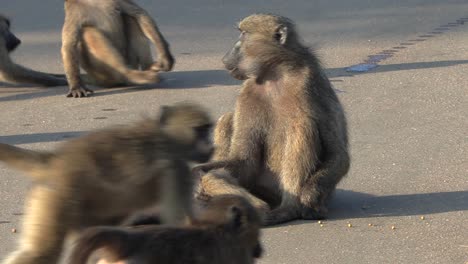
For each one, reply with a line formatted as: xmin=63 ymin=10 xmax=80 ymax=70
xmin=1 ymin=1 xmax=467 ymax=263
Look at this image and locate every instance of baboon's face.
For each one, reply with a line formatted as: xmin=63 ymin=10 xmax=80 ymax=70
xmin=222 ymin=37 xmax=246 ymax=80
xmin=200 ymin=195 xmax=263 ymax=258
xmin=223 ymin=14 xmax=292 ymax=81
xmin=159 ymin=104 xmax=214 ymax=163
xmin=189 ymin=122 xmax=214 ymax=162
xmin=0 ymin=16 xmax=21 ymax=52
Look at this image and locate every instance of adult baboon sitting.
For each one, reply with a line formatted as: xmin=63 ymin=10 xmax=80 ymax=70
xmin=61 ymin=0 xmax=175 ymax=97
xmin=195 ymin=14 xmax=350 ymax=226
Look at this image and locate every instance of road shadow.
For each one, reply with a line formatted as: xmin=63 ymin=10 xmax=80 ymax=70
xmin=269 ymin=189 xmax=467 ymax=228
xmin=328 ymin=189 xmax=468 ymax=219
xmin=326 ymin=60 xmax=468 ymax=78
xmin=2 ymin=60 xmax=468 ymax=101
xmin=0 ymin=131 xmax=85 ymax=145
xmin=0 ymin=70 xmax=239 ymax=101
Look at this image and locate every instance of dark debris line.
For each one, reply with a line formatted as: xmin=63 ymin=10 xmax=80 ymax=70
xmin=345 ymin=16 xmax=468 ymax=73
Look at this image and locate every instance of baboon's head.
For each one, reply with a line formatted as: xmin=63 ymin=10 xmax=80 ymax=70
xmin=199 ymin=195 xmax=263 ymax=259
xmin=0 ymin=14 xmax=21 ymax=52
xmin=222 ymin=14 xmax=301 ymax=82
xmin=159 ymin=102 xmax=214 ymax=163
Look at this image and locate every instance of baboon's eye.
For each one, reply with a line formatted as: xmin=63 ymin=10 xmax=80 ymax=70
xmin=274 ymin=32 xmax=282 ymax=42
xmin=239 ymin=31 xmax=247 ymax=41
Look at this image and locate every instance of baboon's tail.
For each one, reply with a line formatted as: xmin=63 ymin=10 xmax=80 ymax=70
xmin=0 ymin=143 xmax=53 ymax=176
xmin=70 ymin=227 xmax=136 ymax=264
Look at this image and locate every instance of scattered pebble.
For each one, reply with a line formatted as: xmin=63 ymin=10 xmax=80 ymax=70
xmin=368 ymin=223 xmax=373 ymax=227
xmin=391 ymin=226 xmax=396 ymax=230
xmin=11 ymin=228 xmax=16 ymax=233
xmin=420 ymin=216 xmax=425 ymax=220
xmin=320 ymin=224 xmax=324 ymax=227
xmin=318 ymin=221 xmax=322 ymax=224
xmin=348 ymin=223 xmax=352 ymax=228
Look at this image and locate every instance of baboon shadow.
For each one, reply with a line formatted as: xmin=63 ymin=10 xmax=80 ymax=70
xmin=0 ymin=86 xmax=65 ymax=102
xmin=274 ymin=189 xmax=468 ymax=227
xmin=0 ymin=70 xmax=238 ymax=101
xmin=328 ymin=189 xmax=468 ymax=219
xmin=0 ymin=131 xmax=85 ymax=145
xmin=93 ymin=70 xmax=239 ymax=97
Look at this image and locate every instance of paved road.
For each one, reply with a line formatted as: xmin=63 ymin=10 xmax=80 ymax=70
xmin=1 ymin=1 xmax=467 ymax=263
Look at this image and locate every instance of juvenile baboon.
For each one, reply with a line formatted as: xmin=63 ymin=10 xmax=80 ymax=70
xmin=0 ymin=14 xmax=67 ymax=86
xmin=62 ymin=0 xmax=175 ymax=97
xmin=69 ymin=195 xmax=263 ymax=264
xmin=0 ymin=102 xmax=213 ymax=264
xmin=195 ymin=14 xmax=350 ymax=225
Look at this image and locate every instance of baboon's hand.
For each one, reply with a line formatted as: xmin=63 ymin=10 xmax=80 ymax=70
xmin=151 ymin=54 xmax=175 ymax=72
xmin=192 ymin=164 xmax=209 ymax=177
xmin=192 ymin=161 xmax=230 ymax=176
xmin=66 ymin=86 xmax=94 ymax=98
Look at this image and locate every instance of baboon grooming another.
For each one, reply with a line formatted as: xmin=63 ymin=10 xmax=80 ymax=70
xmin=62 ymin=0 xmax=175 ymax=97
xmin=0 ymin=14 xmax=67 ymax=86
xmin=70 ymin=195 xmax=263 ymax=264
xmin=0 ymin=102 xmax=213 ymax=264
xmin=195 ymin=14 xmax=350 ymax=225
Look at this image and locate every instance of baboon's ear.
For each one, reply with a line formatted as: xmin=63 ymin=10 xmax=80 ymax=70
xmin=228 ymin=206 xmax=244 ymax=230
xmin=159 ymin=105 xmax=172 ymax=125
xmin=274 ymin=25 xmax=288 ymax=45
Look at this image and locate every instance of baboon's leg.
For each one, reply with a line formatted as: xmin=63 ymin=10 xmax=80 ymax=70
xmin=212 ymin=112 xmax=234 ymax=160
xmin=264 ymin=124 xmax=321 ymax=225
xmin=3 ymin=186 xmax=72 ymax=264
xmin=198 ymin=169 xmax=269 ymax=216
xmin=81 ymin=27 xmax=159 ymax=87
xmin=119 ymin=1 xmax=174 ymax=71
xmin=124 ymin=16 xmax=154 ymax=70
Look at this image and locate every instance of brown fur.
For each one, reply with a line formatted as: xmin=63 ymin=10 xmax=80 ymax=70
xmin=0 ymin=14 xmax=67 ymax=86
xmin=69 ymin=195 xmax=263 ymax=264
xmin=62 ymin=0 xmax=174 ymax=97
xmin=194 ymin=14 xmax=350 ymax=225
xmin=0 ymin=102 xmax=213 ymax=264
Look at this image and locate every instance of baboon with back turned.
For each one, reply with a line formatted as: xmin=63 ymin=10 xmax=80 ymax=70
xmin=195 ymin=14 xmax=350 ymax=225
xmin=0 ymin=102 xmax=213 ymax=264
xmin=69 ymin=195 xmax=263 ymax=264
xmin=62 ymin=0 xmax=174 ymax=97
xmin=0 ymin=14 xmax=67 ymax=86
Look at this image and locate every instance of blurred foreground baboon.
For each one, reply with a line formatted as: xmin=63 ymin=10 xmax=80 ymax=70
xmin=62 ymin=0 xmax=174 ymax=97
xmin=195 ymin=14 xmax=350 ymax=225
xmin=0 ymin=14 xmax=67 ymax=86
xmin=70 ymin=195 xmax=263 ymax=264
xmin=0 ymin=102 xmax=213 ymax=264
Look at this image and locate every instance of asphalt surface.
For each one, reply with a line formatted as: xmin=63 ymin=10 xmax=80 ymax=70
xmin=1 ymin=1 xmax=467 ymax=263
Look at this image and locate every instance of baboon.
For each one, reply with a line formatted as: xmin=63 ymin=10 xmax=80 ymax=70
xmin=62 ymin=0 xmax=175 ymax=97
xmin=194 ymin=14 xmax=350 ymax=226
xmin=0 ymin=102 xmax=213 ymax=264
xmin=0 ymin=14 xmax=67 ymax=86
xmin=69 ymin=195 xmax=263 ymax=264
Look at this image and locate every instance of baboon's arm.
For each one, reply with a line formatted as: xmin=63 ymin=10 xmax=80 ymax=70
xmin=309 ymin=122 xmax=350 ymax=185
xmin=61 ymin=15 xmax=93 ymax=97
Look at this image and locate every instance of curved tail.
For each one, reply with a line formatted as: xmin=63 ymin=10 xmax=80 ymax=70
xmin=70 ymin=227 xmax=135 ymax=264
xmin=0 ymin=143 xmax=53 ymax=177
